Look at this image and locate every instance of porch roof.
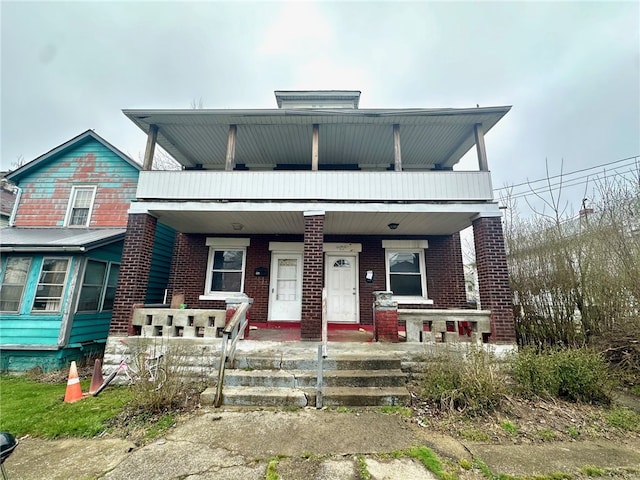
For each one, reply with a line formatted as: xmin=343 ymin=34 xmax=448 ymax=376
xmin=131 ymin=200 xmax=501 ymax=236
xmin=122 ymin=106 xmax=510 ymax=170
xmin=0 ymin=228 xmax=126 ymax=252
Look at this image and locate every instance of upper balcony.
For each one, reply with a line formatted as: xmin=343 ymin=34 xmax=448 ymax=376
xmin=136 ymin=169 xmax=495 ymax=203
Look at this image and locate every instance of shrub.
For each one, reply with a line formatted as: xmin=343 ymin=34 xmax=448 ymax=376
xmin=420 ymin=348 xmax=508 ymax=416
xmin=513 ymin=347 xmax=613 ymax=404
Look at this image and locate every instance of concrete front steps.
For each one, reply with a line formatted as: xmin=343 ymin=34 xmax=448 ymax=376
xmin=201 ymin=355 xmax=410 ymax=408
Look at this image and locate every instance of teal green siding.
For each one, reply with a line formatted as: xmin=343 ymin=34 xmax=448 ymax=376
xmin=146 ymin=223 xmax=176 ymax=304
xmin=67 ymin=242 xmax=124 ymax=346
xmin=0 ymin=343 xmax=104 ymax=372
xmin=0 ymin=254 xmax=77 ymax=345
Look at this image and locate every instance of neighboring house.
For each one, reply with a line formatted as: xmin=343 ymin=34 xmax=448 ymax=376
xmin=109 ymin=91 xmax=516 ymax=344
xmin=0 ymin=130 xmax=175 ymax=372
xmin=0 ymin=178 xmax=17 ymax=227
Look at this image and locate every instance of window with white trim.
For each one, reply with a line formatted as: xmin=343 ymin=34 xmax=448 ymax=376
xmin=32 ymin=257 xmax=70 ymax=312
xmin=383 ymin=240 xmax=429 ymax=300
xmin=65 ymin=186 xmax=96 ymax=227
xmin=204 ymin=238 xmax=250 ymax=297
xmin=77 ymin=260 xmax=120 ymax=312
xmin=0 ymin=257 xmax=32 ymax=312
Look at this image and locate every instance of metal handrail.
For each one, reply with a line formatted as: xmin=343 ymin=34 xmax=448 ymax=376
xmin=317 ymin=288 xmax=328 ymax=408
xmin=214 ymin=301 xmax=251 ymax=408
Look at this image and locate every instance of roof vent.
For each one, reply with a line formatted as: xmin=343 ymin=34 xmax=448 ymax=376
xmin=274 ymin=90 xmax=360 ymax=109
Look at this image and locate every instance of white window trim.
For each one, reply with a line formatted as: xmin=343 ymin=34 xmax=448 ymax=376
xmin=64 ymin=186 xmax=97 ymax=227
xmin=382 ymin=240 xmax=433 ymax=304
xmin=32 ymin=256 xmax=71 ymax=313
xmin=200 ymin=238 xmax=250 ymax=301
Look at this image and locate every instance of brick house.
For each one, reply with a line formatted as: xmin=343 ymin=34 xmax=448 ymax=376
xmin=110 ymin=91 xmax=515 ymax=344
xmin=0 ymin=130 xmax=174 ymax=371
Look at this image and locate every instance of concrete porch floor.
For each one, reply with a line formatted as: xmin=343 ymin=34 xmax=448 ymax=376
xmin=247 ymin=322 xmax=400 ymax=343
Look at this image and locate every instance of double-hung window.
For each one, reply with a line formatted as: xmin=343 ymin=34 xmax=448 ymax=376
xmin=382 ymin=240 xmax=430 ymax=302
xmin=65 ymin=186 xmax=96 ymax=227
xmin=203 ymin=238 xmax=250 ymax=299
xmin=77 ymin=260 xmax=120 ymax=312
xmin=0 ymin=257 xmax=32 ymax=312
xmin=33 ymin=258 xmax=70 ymax=312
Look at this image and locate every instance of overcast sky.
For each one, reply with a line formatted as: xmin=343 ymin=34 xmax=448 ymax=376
xmin=2 ymin=1 xmax=638 ymax=212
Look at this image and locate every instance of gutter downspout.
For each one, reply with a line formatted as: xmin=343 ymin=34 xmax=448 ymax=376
xmin=8 ymin=186 xmax=22 ymax=227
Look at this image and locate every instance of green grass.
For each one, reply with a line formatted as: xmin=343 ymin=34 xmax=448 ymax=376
xmin=580 ymin=465 xmax=606 ymax=476
xmin=0 ymin=375 xmax=131 ymax=438
xmin=407 ymin=446 xmax=452 ymax=480
xmin=460 ymin=428 xmax=490 ymax=442
xmin=500 ymin=420 xmax=519 ymax=436
xmin=379 ymin=405 xmax=412 ymax=417
xmin=265 ymin=455 xmax=284 ymax=480
xmin=144 ymin=413 xmax=176 ymax=440
xmin=356 ymin=454 xmax=371 ymax=480
xmin=605 ymin=407 xmax=640 ymax=432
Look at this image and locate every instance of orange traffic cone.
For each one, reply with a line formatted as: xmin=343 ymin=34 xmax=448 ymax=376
xmin=64 ymin=361 xmax=83 ymax=403
xmin=88 ymin=359 xmax=104 ymax=395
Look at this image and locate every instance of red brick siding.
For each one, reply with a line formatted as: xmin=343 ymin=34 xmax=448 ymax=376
xmin=472 ymin=216 xmax=516 ymax=343
xmin=110 ymin=214 xmax=157 ymax=334
xmin=425 ymin=234 xmax=469 ymax=309
xmin=301 ymin=215 xmax=325 ymax=340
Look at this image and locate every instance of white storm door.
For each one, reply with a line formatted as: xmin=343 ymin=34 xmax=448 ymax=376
xmin=326 ymin=254 xmax=358 ymax=323
xmin=268 ymin=253 xmax=303 ymax=321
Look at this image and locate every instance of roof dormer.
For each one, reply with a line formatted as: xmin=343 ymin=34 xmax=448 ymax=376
xmin=274 ymin=90 xmax=361 ymax=109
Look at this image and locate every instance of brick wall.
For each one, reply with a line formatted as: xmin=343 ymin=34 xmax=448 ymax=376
xmin=472 ymin=216 xmax=516 ymax=343
xmin=301 ymin=214 xmax=324 ymax=340
xmin=110 ymin=214 xmax=157 ymax=334
xmin=425 ymin=234 xmax=469 ymax=309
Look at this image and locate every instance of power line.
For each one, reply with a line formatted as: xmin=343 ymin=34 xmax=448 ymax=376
xmin=493 ymin=155 xmax=639 ymax=192
xmin=500 ymin=167 xmax=638 ymax=202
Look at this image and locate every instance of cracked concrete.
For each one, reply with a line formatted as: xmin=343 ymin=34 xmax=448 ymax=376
xmin=5 ymin=409 xmax=640 ymax=480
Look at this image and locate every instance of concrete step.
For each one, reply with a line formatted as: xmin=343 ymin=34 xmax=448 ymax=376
xmin=308 ymin=386 xmax=411 ymax=407
xmin=235 ymin=355 xmax=403 ymax=371
xmin=201 ymin=386 xmax=308 ymax=407
xmin=223 ymin=369 xmax=407 ymax=388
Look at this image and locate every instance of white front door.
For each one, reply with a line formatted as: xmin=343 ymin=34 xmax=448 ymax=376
xmin=268 ymin=253 xmax=303 ymax=321
xmin=325 ymin=254 xmax=358 ymax=323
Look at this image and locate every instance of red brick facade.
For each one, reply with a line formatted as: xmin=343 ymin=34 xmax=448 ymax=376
xmin=472 ymin=216 xmax=516 ymax=343
xmin=110 ymin=213 xmax=157 ymax=334
xmin=114 ymin=216 xmax=514 ymax=342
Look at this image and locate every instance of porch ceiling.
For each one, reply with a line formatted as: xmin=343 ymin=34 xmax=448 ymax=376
xmin=148 ymin=209 xmax=486 ymax=236
xmin=123 ymin=107 xmax=510 ymax=170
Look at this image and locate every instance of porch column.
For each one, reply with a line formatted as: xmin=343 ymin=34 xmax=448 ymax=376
xmin=311 ymin=124 xmax=319 ymax=171
xmin=225 ymin=124 xmax=237 ymax=171
xmin=393 ymin=124 xmax=402 ymax=171
xmin=142 ymin=124 xmax=158 ymax=171
xmin=474 ymin=123 xmax=489 ymax=171
xmin=472 ymin=215 xmax=516 ymax=343
xmin=301 ymin=210 xmax=325 ymax=341
xmin=110 ymin=213 xmax=157 ymax=334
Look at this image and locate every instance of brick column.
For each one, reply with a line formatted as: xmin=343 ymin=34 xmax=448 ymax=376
xmin=472 ymin=215 xmax=516 ymax=343
xmin=301 ymin=212 xmax=324 ymax=341
xmin=110 ymin=213 xmax=157 ymax=334
xmin=225 ymin=296 xmax=253 ymax=338
xmin=373 ymin=291 xmax=399 ymax=342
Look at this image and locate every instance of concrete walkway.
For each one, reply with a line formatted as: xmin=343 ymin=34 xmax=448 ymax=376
xmin=5 ymin=408 xmax=640 ymax=480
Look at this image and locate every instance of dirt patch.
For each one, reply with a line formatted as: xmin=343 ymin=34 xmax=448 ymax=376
xmin=407 ymin=383 xmax=640 ymax=445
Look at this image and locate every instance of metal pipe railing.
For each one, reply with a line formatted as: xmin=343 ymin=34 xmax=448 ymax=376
xmin=214 ymin=301 xmax=251 ymax=408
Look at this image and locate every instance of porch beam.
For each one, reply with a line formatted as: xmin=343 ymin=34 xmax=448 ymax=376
xmin=393 ymin=124 xmax=402 ymax=171
xmin=474 ymin=123 xmax=489 ymax=171
xmin=312 ymin=124 xmax=319 ymax=171
xmin=225 ymin=124 xmax=237 ymax=171
xmin=142 ymin=124 xmax=158 ymax=171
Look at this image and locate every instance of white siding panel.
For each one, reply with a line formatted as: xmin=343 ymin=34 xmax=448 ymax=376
xmin=137 ymin=171 xmax=494 ymax=202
